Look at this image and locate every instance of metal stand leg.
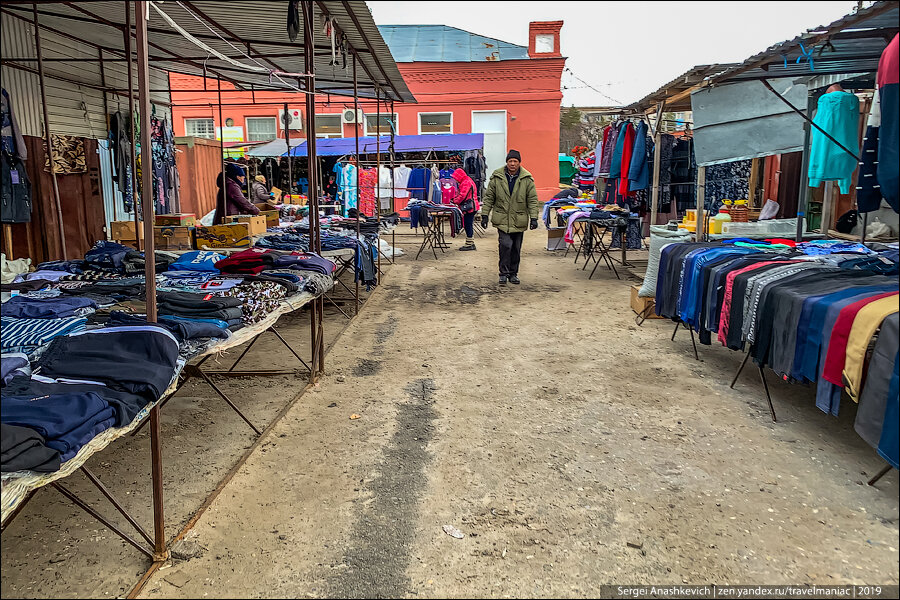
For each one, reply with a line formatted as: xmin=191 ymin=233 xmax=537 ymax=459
xmin=51 ymin=481 xmax=153 ymax=559
xmin=193 ymin=367 xmax=262 ymax=435
xmin=731 ymin=351 xmax=752 ymax=389
xmin=689 ymin=325 xmax=699 ymax=361
xmin=867 ymin=464 xmax=892 ymax=486
xmin=270 ymin=326 xmax=311 ymax=371
xmin=671 ymin=322 xmax=680 ymax=341
xmin=758 ymin=366 xmax=777 ymax=423
xmin=80 ymin=467 xmax=154 ymax=548
xmin=634 ymin=302 xmax=655 ymax=326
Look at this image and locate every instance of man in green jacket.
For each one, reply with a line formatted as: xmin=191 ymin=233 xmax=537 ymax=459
xmin=480 ymin=150 xmax=540 ymax=285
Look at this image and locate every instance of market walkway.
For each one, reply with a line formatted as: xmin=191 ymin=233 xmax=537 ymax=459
xmin=139 ymin=230 xmax=899 ymax=598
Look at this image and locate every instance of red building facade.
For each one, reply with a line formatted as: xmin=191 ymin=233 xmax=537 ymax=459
xmin=170 ymin=22 xmax=565 ymax=201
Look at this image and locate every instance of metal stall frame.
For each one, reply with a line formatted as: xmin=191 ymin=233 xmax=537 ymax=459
xmin=0 ymin=2 xmax=415 ymax=596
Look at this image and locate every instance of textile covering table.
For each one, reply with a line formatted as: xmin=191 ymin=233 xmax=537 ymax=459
xmin=1 ymin=276 xmax=333 ymax=525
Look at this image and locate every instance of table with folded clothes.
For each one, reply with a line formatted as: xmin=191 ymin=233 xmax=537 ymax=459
xmin=1 ymin=241 xmax=336 ymax=506
xmin=653 ymin=238 xmax=899 ymax=471
xmin=254 ymin=218 xmax=379 ymax=289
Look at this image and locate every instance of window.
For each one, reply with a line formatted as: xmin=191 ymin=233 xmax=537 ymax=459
xmin=246 ymin=116 xmax=278 ymax=142
xmin=315 ymin=114 xmax=343 ymax=138
xmin=185 ymin=118 xmax=215 ymax=139
xmin=418 ymin=112 xmax=452 ymax=134
xmin=365 ymin=113 xmax=397 ymax=136
xmin=535 ymin=34 xmax=555 ymax=54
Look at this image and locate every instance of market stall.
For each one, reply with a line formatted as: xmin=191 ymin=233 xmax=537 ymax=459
xmin=0 ymin=1 xmax=415 ymax=593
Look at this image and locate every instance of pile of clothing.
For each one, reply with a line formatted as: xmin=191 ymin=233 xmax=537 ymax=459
xmin=2 ymin=326 xmax=180 ymax=471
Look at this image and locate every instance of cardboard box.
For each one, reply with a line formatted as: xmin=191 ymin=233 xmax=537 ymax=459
xmin=630 ymin=285 xmax=661 ymax=319
xmin=155 ymin=213 xmax=196 ymax=227
xmin=546 ymin=228 xmax=567 ymax=251
xmin=225 ymin=215 xmax=267 ymax=236
xmin=109 ymin=220 xmax=140 ymax=241
xmin=254 ymin=203 xmax=281 ymax=228
xmin=195 ymin=223 xmax=252 ymax=248
xmin=270 ymin=187 xmax=282 ymax=203
xmin=154 ymin=226 xmax=195 ymax=250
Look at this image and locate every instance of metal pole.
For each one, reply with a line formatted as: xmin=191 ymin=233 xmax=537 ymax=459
xmin=353 ymin=54 xmax=360 ymax=315
xmin=375 ymin=87 xmax=381 ymax=276
xmin=796 ymin=93 xmax=814 ymax=242
xmin=33 ymin=2 xmax=67 ymax=259
xmin=217 ymin=77 xmax=226 ymax=223
xmin=283 ymin=102 xmax=292 ymax=195
xmin=134 ymin=0 xmax=167 ymax=562
xmin=303 ymin=0 xmax=322 ymax=380
xmin=123 ymin=5 xmax=141 ymax=250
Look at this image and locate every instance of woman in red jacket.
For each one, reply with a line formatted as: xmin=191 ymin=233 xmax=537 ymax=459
xmin=451 ymin=168 xmax=480 ymax=251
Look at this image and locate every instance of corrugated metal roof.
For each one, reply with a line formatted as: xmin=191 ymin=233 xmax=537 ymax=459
xmin=0 ymin=1 xmax=414 ymax=103
xmin=624 ymin=64 xmax=739 ymax=114
xmin=377 ymin=25 xmax=530 ymax=63
xmin=709 ymin=0 xmax=898 ymax=84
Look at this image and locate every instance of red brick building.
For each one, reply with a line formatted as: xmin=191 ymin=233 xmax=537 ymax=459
xmin=170 ymin=22 xmax=566 ymax=201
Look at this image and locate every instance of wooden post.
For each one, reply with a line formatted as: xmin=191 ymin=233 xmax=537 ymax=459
xmin=649 ymin=131 xmax=662 ymax=229
xmin=748 ymin=158 xmax=760 ymax=207
xmin=820 ymin=182 xmax=835 ymax=235
xmin=695 ymin=166 xmax=706 ymax=242
xmin=33 ymin=2 xmax=67 ymax=259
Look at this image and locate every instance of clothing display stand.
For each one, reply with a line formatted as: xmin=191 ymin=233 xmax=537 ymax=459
xmin=868 ymin=464 xmax=893 ymax=486
xmin=671 ymin=321 xmax=700 ymax=361
xmin=729 ymin=350 xmax=778 ymax=422
xmin=415 ymin=212 xmax=452 ymax=260
xmin=587 ymin=220 xmax=625 ymax=280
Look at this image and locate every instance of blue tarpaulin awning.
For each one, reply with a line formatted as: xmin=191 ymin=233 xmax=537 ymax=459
xmin=286 ymin=133 xmax=484 ymax=157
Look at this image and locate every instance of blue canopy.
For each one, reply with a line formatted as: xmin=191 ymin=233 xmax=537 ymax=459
xmin=286 ymin=133 xmax=483 ymax=157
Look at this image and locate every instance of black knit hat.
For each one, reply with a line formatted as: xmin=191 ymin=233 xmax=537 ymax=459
xmin=506 ymin=149 xmax=521 ymax=162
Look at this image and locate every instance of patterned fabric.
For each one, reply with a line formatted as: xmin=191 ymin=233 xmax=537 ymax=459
xmin=0 ymin=316 xmax=87 ymax=355
xmin=358 ymin=168 xmax=378 ymax=217
xmin=704 ymin=160 xmax=752 ymax=211
xmin=43 ymin=135 xmax=87 ymax=174
xmin=212 ymin=281 xmax=287 ymax=324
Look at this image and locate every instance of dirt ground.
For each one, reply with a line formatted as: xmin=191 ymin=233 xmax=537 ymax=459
xmin=3 ymin=228 xmax=899 ymax=598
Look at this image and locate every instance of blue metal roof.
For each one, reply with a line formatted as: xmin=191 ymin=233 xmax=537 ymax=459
xmin=377 ymin=25 xmax=530 ymax=63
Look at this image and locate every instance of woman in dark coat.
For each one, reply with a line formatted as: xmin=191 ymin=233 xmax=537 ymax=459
xmin=214 ymin=162 xmax=260 ymax=224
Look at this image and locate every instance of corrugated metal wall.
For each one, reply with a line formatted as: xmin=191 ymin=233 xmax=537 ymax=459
xmin=1 ymin=12 xmax=172 ymax=140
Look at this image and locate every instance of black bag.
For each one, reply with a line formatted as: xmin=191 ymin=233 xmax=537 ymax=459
xmin=459 ymin=186 xmax=475 ymax=213
xmin=835 ymin=209 xmax=858 ymax=234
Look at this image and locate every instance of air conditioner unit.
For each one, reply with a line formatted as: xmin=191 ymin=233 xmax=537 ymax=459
xmin=278 ymin=108 xmax=303 ymax=130
xmin=341 ymin=108 xmax=364 ymax=124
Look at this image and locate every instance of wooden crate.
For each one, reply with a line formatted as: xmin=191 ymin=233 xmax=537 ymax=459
xmin=630 ymin=285 xmax=661 ymax=319
xmin=195 ymin=223 xmax=252 ymax=248
xmin=154 ymin=226 xmax=195 ymax=250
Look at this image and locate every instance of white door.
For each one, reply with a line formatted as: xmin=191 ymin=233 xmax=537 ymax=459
xmin=471 ymin=111 xmax=507 ymax=175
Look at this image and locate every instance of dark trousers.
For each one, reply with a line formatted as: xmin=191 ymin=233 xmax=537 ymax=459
xmin=498 ymin=231 xmax=524 ymax=276
xmin=463 ymin=212 xmax=475 ymax=239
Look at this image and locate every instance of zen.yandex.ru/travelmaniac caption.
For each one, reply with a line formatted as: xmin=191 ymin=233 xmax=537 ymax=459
xmin=604 ymin=585 xmax=899 ymax=598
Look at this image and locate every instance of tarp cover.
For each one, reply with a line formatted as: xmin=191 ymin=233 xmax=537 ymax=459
xmin=286 ymin=133 xmax=484 ymax=157
xmin=691 ymin=79 xmax=808 ymax=166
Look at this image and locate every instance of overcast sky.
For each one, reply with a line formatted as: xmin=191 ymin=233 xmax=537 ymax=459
xmin=368 ymin=1 xmax=864 ymax=107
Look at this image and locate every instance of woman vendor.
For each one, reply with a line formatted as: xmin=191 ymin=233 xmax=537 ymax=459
xmin=214 ymin=162 xmax=260 ymax=224
xmin=451 ymin=168 xmax=480 ymax=251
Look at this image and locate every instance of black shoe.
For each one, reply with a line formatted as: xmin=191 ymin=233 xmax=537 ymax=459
xmin=508 ymin=275 xmax=520 ymax=285
xmin=459 ymin=244 xmax=476 ymax=251
xmin=499 ymin=275 xmax=507 ymax=285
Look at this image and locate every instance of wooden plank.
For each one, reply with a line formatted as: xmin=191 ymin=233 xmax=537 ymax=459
xmin=748 ymin=158 xmax=760 ymax=207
